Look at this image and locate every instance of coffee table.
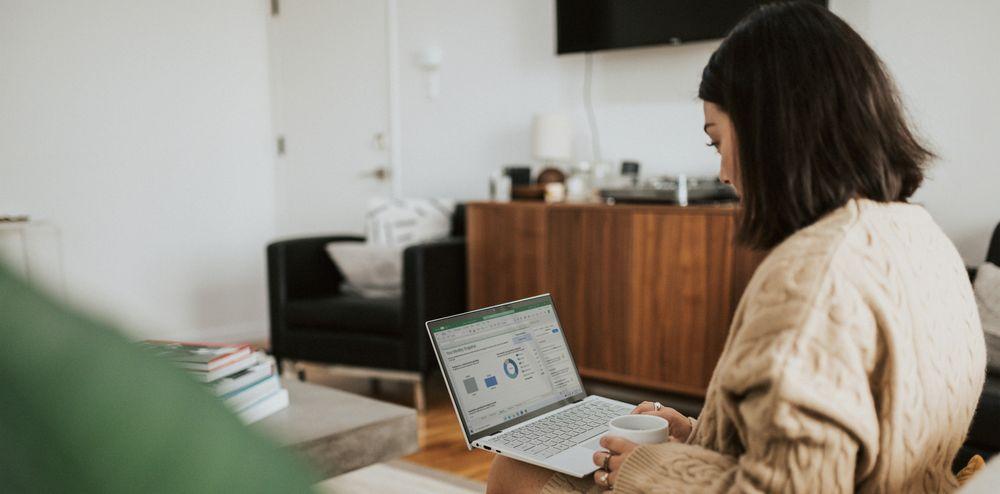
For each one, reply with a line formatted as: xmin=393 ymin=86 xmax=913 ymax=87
xmin=253 ymin=378 xmax=418 ymax=478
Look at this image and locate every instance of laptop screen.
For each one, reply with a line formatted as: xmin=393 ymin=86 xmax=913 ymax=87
xmin=427 ymin=294 xmax=586 ymax=442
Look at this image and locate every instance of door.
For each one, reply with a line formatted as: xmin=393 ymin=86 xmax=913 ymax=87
xmin=268 ymin=0 xmax=392 ymax=236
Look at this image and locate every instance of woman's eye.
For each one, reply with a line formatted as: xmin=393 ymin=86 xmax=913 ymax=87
xmin=706 ymin=141 xmax=720 ymax=154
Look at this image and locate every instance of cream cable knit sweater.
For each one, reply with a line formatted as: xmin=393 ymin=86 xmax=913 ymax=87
xmin=545 ymin=199 xmax=986 ymax=493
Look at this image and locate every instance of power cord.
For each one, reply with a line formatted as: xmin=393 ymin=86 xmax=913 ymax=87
xmin=583 ymin=53 xmax=603 ymax=163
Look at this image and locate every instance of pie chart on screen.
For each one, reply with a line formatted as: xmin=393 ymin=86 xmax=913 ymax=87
xmin=503 ymin=358 xmax=519 ymax=379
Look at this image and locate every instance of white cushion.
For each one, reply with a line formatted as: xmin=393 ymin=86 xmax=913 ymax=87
xmin=973 ymin=262 xmax=1000 ymax=372
xmin=326 ymin=198 xmax=455 ymax=298
xmin=365 ymin=197 xmax=455 ymax=247
xmin=325 ymin=243 xmax=402 ymax=298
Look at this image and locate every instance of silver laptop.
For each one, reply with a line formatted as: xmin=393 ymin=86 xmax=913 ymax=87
xmin=426 ymin=294 xmax=634 ymax=477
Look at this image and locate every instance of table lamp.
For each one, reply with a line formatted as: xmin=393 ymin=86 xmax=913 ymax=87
xmin=532 ymin=113 xmax=572 ymax=168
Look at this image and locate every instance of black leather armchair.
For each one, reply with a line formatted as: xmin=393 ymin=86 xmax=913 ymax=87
xmin=267 ymin=206 xmax=467 ymax=409
xmin=959 ymin=222 xmax=1000 ymax=467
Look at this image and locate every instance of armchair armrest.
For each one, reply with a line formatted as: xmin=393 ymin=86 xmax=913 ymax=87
xmin=402 ymin=236 xmax=467 ymax=370
xmin=267 ymin=235 xmax=363 ymax=363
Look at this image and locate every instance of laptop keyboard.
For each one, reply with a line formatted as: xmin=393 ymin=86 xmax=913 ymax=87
xmin=490 ymin=400 xmax=633 ymax=459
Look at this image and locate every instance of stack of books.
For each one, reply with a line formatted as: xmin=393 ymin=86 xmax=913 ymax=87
xmin=141 ymin=340 xmax=289 ymax=424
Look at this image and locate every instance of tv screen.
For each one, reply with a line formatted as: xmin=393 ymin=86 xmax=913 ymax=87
xmin=556 ymin=0 xmax=829 ymax=54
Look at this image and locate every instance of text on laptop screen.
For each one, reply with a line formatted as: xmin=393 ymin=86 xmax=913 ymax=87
xmin=431 ymin=299 xmax=585 ymax=435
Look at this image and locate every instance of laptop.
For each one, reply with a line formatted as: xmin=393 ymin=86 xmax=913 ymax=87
xmin=426 ymin=293 xmax=635 ymax=477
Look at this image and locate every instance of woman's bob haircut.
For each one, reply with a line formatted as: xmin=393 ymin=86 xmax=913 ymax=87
xmin=700 ymin=1 xmax=933 ymax=250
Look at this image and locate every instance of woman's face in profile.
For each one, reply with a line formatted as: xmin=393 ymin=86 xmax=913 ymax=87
xmin=703 ymin=102 xmax=740 ymax=194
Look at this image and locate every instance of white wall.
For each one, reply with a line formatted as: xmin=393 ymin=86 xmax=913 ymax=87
xmin=395 ymin=0 xmax=1000 ymax=263
xmin=840 ymin=0 xmax=1000 ymax=262
xmin=0 ymin=1 xmax=275 ymax=341
xmin=396 ymin=0 xmax=721 ymax=200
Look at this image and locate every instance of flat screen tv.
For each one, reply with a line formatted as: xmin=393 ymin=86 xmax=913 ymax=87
xmin=556 ymin=0 xmax=829 ymax=54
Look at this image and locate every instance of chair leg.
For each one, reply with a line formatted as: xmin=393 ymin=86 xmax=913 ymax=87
xmin=288 ymin=361 xmax=305 ymax=382
xmin=370 ymin=378 xmax=381 ymax=395
xmin=413 ymin=376 xmax=426 ymax=413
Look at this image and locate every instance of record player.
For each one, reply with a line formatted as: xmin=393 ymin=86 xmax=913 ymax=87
xmin=599 ymin=175 xmax=738 ymax=205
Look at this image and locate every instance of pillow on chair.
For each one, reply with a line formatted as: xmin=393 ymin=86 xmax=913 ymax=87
xmin=364 ymin=197 xmax=455 ymax=247
xmin=326 ymin=198 xmax=455 ymax=298
xmin=324 ymin=243 xmax=402 ymax=298
xmin=974 ymin=262 xmax=1000 ymax=373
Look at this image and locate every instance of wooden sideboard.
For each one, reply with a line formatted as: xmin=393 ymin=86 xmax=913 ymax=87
xmin=466 ymin=201 xmax=765 ymax=397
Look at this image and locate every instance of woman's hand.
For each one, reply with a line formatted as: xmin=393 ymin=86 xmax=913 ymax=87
xmin=592 ymin=436 xmax=638 ymax=492
xmin=631 ymin=401 xmax=692 ymax=442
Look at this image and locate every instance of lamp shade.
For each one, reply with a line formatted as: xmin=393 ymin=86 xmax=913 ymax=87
xmin=532 ymin=113 xmax=572 ymax=162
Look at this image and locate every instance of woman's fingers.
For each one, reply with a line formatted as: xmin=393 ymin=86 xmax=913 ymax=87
xmin=592 ymin=436 xmax=641 ymax=492
xmin=639 ymin=407 xmax=692 ymax=442
xmin=592 ymin=449 xmax=629 ymax=469
xmin=592 ymin=445 xmax=629 ymax=490
xmin=639 ymin=407 xmax=680 ymax=421
xmin=607 ymin=462 xmax=621 ymax=487
xmin=600 ymin=435 xmax=638 ymax=455
xmin=630 ymin=401 xmax=656 ymax=414
xmin=632 ymin=402 xmax=695 ymax=442
xmin=593 ymin=469 xmax=612 ymax=488
xmin=608 ymin=452 xmax=627 ymax=472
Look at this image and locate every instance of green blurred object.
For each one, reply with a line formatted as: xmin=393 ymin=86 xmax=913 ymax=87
xmin=0 ymin=265 xmax=317 ymax=493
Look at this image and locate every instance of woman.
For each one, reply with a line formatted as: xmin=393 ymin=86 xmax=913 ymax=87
xmin=488 ymin=2 xmax=985 ymax=493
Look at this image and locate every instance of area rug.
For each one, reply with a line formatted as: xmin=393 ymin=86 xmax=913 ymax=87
xmin=317 ymin=460 xmax=485 ymax=494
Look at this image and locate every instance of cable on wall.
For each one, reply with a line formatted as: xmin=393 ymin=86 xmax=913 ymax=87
xmin=583 ymin=52 xmax=603 ymax=163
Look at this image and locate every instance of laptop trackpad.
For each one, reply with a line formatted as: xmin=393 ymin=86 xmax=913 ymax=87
xmin=580 ymin=434 xmax=605 ymax=451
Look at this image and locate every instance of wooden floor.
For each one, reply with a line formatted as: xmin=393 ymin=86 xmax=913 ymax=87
xmin=297 ymin=362 xmax=704 ymax=484
xmin=300 ymin=364 xmax=494 ymax=482
xmin=405 ymin=381 xmax=494 ymax=482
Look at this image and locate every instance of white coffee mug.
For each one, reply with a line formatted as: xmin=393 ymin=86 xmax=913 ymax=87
xmin=606 ymin=414 xmax=669 ymax=444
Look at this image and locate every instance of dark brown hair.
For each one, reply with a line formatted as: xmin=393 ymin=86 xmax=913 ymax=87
xmin=699 ymin=2 xmax=932 ymax=250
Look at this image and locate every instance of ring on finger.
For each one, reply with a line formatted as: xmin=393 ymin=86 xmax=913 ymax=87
xmin=597 ymin=470 xmax=611 ymax=487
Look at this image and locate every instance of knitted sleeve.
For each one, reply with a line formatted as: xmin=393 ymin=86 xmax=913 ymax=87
xmin=614 ymin=252 xmax=880 ymax=493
